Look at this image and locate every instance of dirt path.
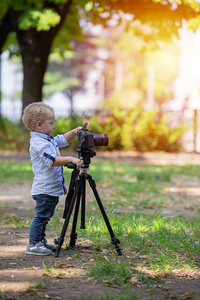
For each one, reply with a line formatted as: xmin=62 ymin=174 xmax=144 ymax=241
xmin=0 ymin=154 xmax=200 ymax=299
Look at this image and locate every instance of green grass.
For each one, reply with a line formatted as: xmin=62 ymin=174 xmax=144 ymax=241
xmin=1 ymin=160 xmax=200 ymax=280
xmin=0 ymin=212 xmax=32 ymax=227
xmin=0 ymin=161 xmax=33 ymax=183
xmin=75 ymin=211 xmax=200 ymax=275
xmin=27 ymin=277 xmax=49 ymax=290
xmin=1 ymin=160 xmax=200 ymax=184
xmin=93 ymin=294 xmax=141 ymax=300
xmin=88 ymin=258 xmax=133 ymax=285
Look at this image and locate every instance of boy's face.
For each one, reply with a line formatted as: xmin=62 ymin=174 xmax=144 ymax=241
xmin=36 ymin=110 xmax=55 ymax=137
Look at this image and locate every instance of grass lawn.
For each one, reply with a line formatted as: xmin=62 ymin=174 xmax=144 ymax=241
xmin=0 ymin=159 xmax=200 ymax=299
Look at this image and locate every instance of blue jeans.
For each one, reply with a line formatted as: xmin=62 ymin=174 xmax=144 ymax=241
xmin=29 ymin=194 xmax=59 ymax=246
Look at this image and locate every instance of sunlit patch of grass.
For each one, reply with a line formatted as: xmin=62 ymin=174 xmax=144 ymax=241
xmin=88 ymin=258 xmax=132 ymax=285
xmin=72 ymin=211 xmax=200 ymax=275
xmin=119 ymin=213 xmax=200 ymax=273
xmin=0 ymin=212 xmax=32 ymax=227
xmin=1 ymin=160 xmax=200 ymax=184
xmin=0 ymin=162 xmax=33 ymax=183
xmin=42 ymin=263 xmax=60 ymax=276
xmin=136 ymin=168 xmax=172 ymax=182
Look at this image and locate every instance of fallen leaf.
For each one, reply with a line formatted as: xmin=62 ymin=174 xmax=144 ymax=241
xmin=101 ymin=249 xmax=109 ymax=253
xmin=87 ymin=277 xmax=95 ymax=281
xmin=42 ymin=273 xmax=64 ymax=278
xmin=23 ymin=288 xmax=47 ymax=295
xmin=77 ymin=243 xmax=92 ymax=248
xmin=32 ymin=266 xmax=40 ymax=270
xmin=54 ymin=263 xmax=75 ymax=269
xmin=103 ymin=284 xmax=120 ymax=289
xmin=130 ymin=277 xmax=138 ymax=285
xmin=180 ymin=292 xmax=193 ymax=299
xmin=147 ymin=205 xmax=155 ymax=209
xmin=80 ymin=249 xmax=93 ymax=253
xmin=184 ymin=206 xmax=195 ymax=211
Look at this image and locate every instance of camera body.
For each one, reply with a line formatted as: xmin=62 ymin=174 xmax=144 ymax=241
xmin=77 ymin=123 xmax=108 ymax=151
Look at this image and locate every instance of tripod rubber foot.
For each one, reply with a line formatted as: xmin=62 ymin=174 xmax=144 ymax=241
xmin=117 ymin=247 xmax=123 ymax=256
xmin=55 ymin=248 xmax=60 ymax=257
xmin=70 ymin=232 xmax=78 ymax=248
xmin=111 ymin=236 xmax=123 ymax=256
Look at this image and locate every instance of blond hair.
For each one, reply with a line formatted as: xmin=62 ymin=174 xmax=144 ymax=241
xmin=22 ymin=102 xmax=54 ymax=131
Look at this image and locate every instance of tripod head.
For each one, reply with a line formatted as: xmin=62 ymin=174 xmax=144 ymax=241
xmin=76 ymin=148 xmax=96 ymax=169
xmin=66 ymin=149 xmax=96 ymax=171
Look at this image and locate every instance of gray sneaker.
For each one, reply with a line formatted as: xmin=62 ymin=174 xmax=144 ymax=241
xmin=42 ymin=239 xmax=57 ymax=252
xmin=26 ymin=242 xmax=52 ymax=255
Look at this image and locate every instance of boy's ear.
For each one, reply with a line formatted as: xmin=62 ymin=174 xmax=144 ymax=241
xmin=36 ymin=120 xmax=42 ymax=128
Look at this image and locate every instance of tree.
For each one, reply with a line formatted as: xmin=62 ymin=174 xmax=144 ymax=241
xmin=0 ymin=0 xmax=200 ymax=111
xmin=0 ymin=0 xmax=74 ymax=111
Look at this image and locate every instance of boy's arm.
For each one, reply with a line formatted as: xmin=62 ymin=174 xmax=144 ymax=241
xmin=52 ymin=156 xmax=82 ymax=169
xmin=63 ymin=127 xmax=82 ymax=143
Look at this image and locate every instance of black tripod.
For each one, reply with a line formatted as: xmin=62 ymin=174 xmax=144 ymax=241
xmin=54 ymin=150 xmax=122 ymax=257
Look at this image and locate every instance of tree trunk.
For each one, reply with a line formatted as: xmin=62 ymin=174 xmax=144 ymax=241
xmin=17 ymin=30 xmax=53 ymax=111
xmin=16 ymin=0 xmax=73 ymax=112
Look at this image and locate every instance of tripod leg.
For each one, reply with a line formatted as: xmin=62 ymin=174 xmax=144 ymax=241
xmin=69 ymin=185 xmax=82 ymax=247
xmin=54 ymin=177 xmax=82 ymax=257
xmin=87 ymin=175 xmax=122 ymax=256
xmin=80 ymin=176 xmax=86 ymax=229
xmin=63 ymin=169 xmax=80 ymax=218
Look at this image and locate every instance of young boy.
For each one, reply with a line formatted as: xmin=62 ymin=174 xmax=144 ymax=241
xmin=22 ymin=102 xmax=82 ymax=255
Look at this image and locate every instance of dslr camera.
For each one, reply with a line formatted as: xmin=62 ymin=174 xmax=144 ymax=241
xmin=77 ymin=122 xmax=108 ymax=151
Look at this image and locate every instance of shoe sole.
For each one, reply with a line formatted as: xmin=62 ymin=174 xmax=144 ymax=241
xmin=45 ymin=246 xmax=57 ymax=252
xmin=26 ymin=250 xmax=52 ymax=256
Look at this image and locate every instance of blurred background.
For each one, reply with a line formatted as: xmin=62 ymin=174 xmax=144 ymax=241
xmin=1 ymin=0 xmax=200 ymax=153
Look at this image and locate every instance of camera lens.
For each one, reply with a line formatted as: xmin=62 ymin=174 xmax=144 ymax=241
xmin=93 ymin=134 xmax=109 ymax=147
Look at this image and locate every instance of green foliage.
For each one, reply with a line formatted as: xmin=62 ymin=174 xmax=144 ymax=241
xmin=187 ymin=15 xmax=200 ymax=31
xmin=0 ymin=118 xmax=29 ymax=151
xmin=53 ymin=116 xmax=83 ymax=147
xmin=0 ymin=0 xmax=11 ymax=19
xmin=88 ymin=108 xmax=185 ymax=152
xmin=19 ymin=8 xmax=61 ymax=31
xmin=0 ymin=108 xmax=186 ymax=152
xmin=44 ymin=73 xmax=80 ymax=96
xmin=87 ymin=113 xmax=124 ymax=150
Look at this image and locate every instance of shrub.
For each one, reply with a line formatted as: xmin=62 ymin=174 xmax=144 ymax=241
xmin=0 ymin=118 xmax=29 ymax=151
xmin=53 ymin=116 xmax=83 ymax=148
xmin=88 ymin=108 xmax=185 ymax=152
xmin=121 ymin=109 xmax=185 ymax=152
xmin=0 ymin=108 xmax=186 ymax=153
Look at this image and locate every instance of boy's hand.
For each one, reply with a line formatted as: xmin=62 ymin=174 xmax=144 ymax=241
xmin=71 ymin=158 xmax=82 ymax=169
xmin=63 ymin=126 xmax=83 ymax=143
xmin=74 ymin=126 xmax=83 ymax=133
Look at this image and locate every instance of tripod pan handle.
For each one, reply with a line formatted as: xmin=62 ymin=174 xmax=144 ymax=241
xmin=66 ymin=163 xmax=77 ymax=169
